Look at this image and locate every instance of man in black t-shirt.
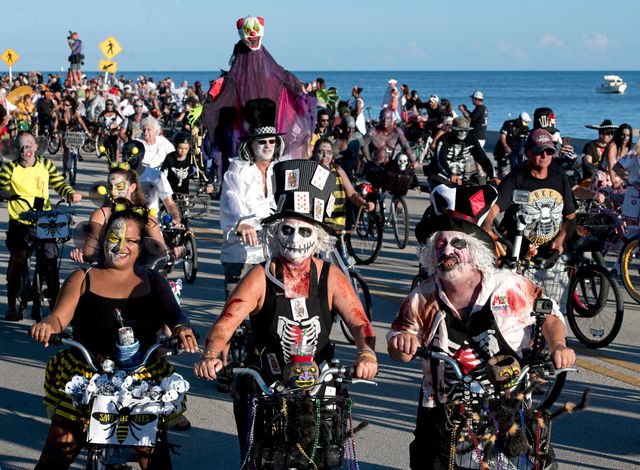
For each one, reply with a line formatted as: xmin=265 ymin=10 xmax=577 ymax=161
xmin=36 ymin=89 xmax=56 ymax=136
xmin=494 ymin=112 xmax=530 ymax=176
xmin=482 ymin=129 xmax=576 ymax=258
xmin=458 ymin=90 xmax=488 ymax=148
xmin=162 ymin=132 xmax=212 ymax=195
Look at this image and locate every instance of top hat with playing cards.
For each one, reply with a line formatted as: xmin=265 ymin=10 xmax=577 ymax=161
xmin=262 ymin=159 xmax=337 ymax=233
xmin=242 ymin=97 xmax=287 ymax=139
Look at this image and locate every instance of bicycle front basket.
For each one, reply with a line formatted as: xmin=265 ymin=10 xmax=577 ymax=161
xmin=64 ymin=132 xmax=85 ymax=149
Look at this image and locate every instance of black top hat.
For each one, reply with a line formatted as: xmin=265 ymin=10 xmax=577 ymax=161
xmin=585 ymin=119 xmax=617 ymax=131
xmin=242 ymin=98 xmax=286 ymax=140
xmin=262 ymin=159 xmax=337 ymax=233
xmin=415 ymin=184 xmax=497 ymax=249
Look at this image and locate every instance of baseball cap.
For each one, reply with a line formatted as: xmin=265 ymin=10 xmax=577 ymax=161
xmin=520 ymin=112 xmax=531 ymax=124
xmin=470 ymin=90 xmax=484 ymax=100
xmin=528 ymin=129 xmax=557 ymax=154
xmin=388 ymin=78 xmax=397 ymax=84
xmin=451 ymin=116 xmax=473 ymax=131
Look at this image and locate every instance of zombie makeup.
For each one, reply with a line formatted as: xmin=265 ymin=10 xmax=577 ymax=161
xmin=315 ymin=143 xmax=333 ymax=167
xmin=434 ymin=231 xmax=472 ymax=274
xmin=278 ymin=219 xmax=318 ymax=265
xmin=104 ymin=219 xmax=138 ymax=266
xmin=237 ymin=16 xmax=264 ymax=50
xmin=108 ymin=174 xmax=131 ymax=199
xmin=250 ymin=137 xmax=276 ymax=161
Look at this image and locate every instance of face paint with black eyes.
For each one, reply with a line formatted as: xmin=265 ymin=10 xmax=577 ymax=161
xmin=434 ymin=231 xmax=472 ymax=273
xmin=277 ymin=219 xmax=318 ymax=265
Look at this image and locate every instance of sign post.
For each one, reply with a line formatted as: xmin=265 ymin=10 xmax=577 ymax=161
xmin=1 ymin=48 xmax=20 ymax=82
xmin=98 ymin=36 xmax=122 ymax=84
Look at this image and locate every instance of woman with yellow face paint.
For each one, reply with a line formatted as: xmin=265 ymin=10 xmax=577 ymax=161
xmin=30 ymin=205 xmax=198 ymax=469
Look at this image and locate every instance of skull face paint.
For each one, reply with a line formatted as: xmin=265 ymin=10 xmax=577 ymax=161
xmin=103 ymin=219 xmax=139 ymax=267
xmin=397 ymin=153 xmax=409 ymax=171
xmin=278 ymin=218 xmax=318 ymax=265
xmin=237 ymin=16 xmax=265 ymax=51
xmin=108 ymin=174 xmax=131 ymax=199
xmin=434 ymin=231 xmax=473 ymax=280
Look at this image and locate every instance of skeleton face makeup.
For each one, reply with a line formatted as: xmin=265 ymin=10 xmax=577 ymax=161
xmin=250 ymin=137 xmax=276 ymax=161
xmin=237 ymin=16 xmax=265 ymax=51
xmin=397 ymin=153 xmax=409 ymax=171
xmin=434 ymin=231 xmax=473 ymax=280
xmin=108 ymin=174 xmax=131 ymax=199
xmin=278 ymin=218 xmax=318 ymax=265
xmin=103 ymin=219 xmax=140 ymax=267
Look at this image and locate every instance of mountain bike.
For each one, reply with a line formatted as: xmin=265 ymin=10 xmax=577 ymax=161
xmin=47 ymin=332 xmax=191 ymax=470
xmin=5 ymin=195 xmax=75 ymax=321
xmin=64 ymin=132 xmax=86 ymax=186
xmin=231 ymin=360 xmax=376 ymax=469
xmin=411 ymin=297 xmax=583 ymax=469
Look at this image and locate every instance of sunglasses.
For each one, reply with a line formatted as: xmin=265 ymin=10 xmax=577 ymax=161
xmin=534 ymin=148 xmax=556 ymax=156
xmin=134 ymin=104 xmax=143 ymax=108
xmin=320 ymin=118 xmax=329 ymax=123
xmin=602 ymin=131 xmax=614 ymax=136
xmin=257 ymin=138 xmax=276 ymax=145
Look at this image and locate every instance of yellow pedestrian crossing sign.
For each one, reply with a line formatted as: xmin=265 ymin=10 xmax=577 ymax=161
xmin=99 ymin=36 xmax=122 ymax=59
xmin=1 ymin=48 xmax=19 ymax=67
xmin=99 ymin=60 xmax=118 ymax=74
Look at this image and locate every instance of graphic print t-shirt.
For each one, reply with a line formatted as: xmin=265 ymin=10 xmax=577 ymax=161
xmin=497 ymin=165 xmax=576 ymax=248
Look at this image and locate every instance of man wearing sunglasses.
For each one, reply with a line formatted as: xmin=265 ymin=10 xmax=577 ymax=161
xmin=481 ymin=129 xmax=576 ymax=260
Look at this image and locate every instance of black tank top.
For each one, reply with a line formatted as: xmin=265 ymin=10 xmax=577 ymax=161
xmin=71 ymin=268 xmax=166 ymax=359
xmin=247 ymin=259 xmax=333 ymax=383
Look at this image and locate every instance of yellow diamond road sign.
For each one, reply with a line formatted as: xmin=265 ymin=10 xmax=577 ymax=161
xmin=1 ymin=48 xmax=19 ymax=67
xmin=99 ymin=60 xmax=118 ymax=74
xmin=99 ymin=36 xmax=122 ymax=59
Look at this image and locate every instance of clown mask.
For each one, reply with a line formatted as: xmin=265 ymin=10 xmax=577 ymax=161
xmin=104 ymin=219 xmax=138 ymax=267
xmin=278 ymin=219 xmax=318 ymax=265
xmin=108 ymin=174 xmax=131 ymax=199
xmin=237 ymin=16 xmax=265 ymax=51
xmin=434 ymin=231 xmax=473 ymax=281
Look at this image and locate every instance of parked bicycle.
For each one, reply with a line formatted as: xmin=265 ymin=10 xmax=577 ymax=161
xmin=47 ymin=332 xmax=192 ymax=470
xmin=231 ymin=359 xmax=376 ymax=469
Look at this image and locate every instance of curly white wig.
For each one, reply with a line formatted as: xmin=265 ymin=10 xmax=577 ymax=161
xmin=262 ymin=218 xmax=335 ymax=259
xmin=420 ymin=231 xmax=496 ymax=278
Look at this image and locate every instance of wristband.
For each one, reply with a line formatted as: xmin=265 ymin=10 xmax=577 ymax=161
xmin=200 ymin=348 xmax=218 ymax=360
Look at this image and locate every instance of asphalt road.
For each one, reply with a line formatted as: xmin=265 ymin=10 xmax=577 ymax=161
xmin=1 ymin=150 xmax=639 ymax=469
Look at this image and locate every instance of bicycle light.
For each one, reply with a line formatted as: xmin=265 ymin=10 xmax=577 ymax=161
xmin=162 ymin=214 xmax=173 ymax=225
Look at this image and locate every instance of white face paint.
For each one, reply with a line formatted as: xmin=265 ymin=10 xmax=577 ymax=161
xmin=277 ymin=218 xmax=318 ymax=265
xmin=250 ymin=137 xmax=276 ymax=161
xmin=103 ymin=219 xmax=140 ymax=267
xmin=108 ymin=174 xmax=131 ymax=199
xmin=397 ymin=153 xmax=409 ymax=171
xmin=238 ymin=16 xmax=264 ymax=51
xmin=433 ymin=231 xmax=474 ymax=282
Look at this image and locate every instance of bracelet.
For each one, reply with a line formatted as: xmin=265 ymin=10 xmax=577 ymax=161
xmin=200 ymin=348 xmax=218 ymax=360
xmin=172 ymin=323 xmax=188 ymax=334
xmin=357 ymin=350 xmax=377 ymax=361
xmin=54 ymin=315 xmax=64 ymax=333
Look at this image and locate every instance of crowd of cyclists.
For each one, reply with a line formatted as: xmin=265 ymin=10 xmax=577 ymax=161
xmin=0 ymin=68 xmax=635 ymax=468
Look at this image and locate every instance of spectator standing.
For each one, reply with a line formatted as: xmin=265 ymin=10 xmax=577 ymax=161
xmin=66 ymin=32 xmax=84 ymax=88
xmin=351 ymin=86 xmax=367 ymax=135
xmin=458 ymin=90 xmax=488 ymax=148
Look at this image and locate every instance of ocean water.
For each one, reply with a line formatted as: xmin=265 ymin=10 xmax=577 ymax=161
xmin=79 ymin=70 xmax=640 ymax=139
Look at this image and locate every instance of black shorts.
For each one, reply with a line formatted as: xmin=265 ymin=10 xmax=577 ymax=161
xmin=6 ymin=220 xmax=58 ymax=259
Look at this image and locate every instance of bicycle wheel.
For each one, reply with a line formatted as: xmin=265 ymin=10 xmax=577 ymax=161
xmin=345 ymin=211 xmax=383 ymax=265
xmin=620 ymin=237 xmax=640 ymax=304
xmin=68 ymin=151 xmax=78 ymax=186
xmin=31 ymin=269 xmax=43 ymax=322
xmin=182 ymin=235 xmax=198 ymax=284
xmin=191 ymin=194 xmax=209 ymax=218
xmin=340 ymin=270 xmax=373 ymax=345
xmin=82 ymin=137 xmax=96 ymax=154
xmin=392 ymin=197 xmax=409 ymax=249
xmin=532 ymin=370 xmax=568 ymax=411
xmin=47 ymin=133 xmax=60 ymax=155
xmin=566 ymin=264 xmax=624 ymax=348
xmin=15 ymin=256 xmax=31 ymax=317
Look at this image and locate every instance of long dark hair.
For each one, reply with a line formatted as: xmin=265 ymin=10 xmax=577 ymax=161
xmin=613 ymin=123 xmax=634 ymax=151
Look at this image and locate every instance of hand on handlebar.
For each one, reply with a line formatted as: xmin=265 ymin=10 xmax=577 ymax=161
xmin=71 ymin=193 xmax=82 ymax=203
xmin=70 ymin=248 xmax=85 ymax=263
xmin=548 ymin=342 xmax=576 ymax=369
xmin=172 ymin=325 xmax=199 ymax=354
xmin=194 ymin=351 xmax=226 ymax=380
xmin=388 ymin=332 xmax=421 ymax=361
xmin=237 ymin=223 xmax=260 ymax=246
xmin=450 ymin=175 xmax=462 ymax=186
xmin=30 ymin=320 xmax=57 ymax=347
xmin=353 ymin=352 xmax=378 ymax=379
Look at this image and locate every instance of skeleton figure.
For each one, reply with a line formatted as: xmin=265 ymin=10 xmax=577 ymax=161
xmin=397 ymin=153 xmax=409 ymax=172
xmin=277 ymin=316 xmax=321 ymax=363
xmin=171 ymin=166 xmax=190 ymax=188
xmin=443 ymin=142 xmax=475 ymax=176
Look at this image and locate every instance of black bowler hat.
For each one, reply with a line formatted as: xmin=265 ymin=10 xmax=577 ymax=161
xmin=262 ymin=159 xmax=337 ymax=233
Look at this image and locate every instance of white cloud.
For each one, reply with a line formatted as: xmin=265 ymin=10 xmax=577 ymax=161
xmin=582 ymin=33 xmax=609 ymax=51
xmin=401 ymin=41 xmax=430 ymax=61
xmin=495 ymin=41 xmax=528 ymax=63
xmin=538 ymin=34 xmax=565 ymax=48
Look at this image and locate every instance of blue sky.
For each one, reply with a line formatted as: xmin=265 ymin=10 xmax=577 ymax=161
xmin=1 ymin=0 xmax=637 ymax=72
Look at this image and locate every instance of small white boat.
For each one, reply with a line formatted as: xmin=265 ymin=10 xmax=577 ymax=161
xmin=597 ymin=75 xmax=628 ymax=94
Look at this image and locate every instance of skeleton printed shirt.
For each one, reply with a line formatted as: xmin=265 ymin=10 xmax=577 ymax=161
xmin=387 ymin=269 xmax=564 ymax=408
xmin=162 ymin=151 xmax=192 ymax=194
xmin=433 ymin=133 xmax=495 ymax=179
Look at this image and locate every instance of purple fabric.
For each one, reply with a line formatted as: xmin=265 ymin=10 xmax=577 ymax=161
xmin=203 ymin=42 xmax=316 ymax=159
xmin=71 ymin=39 xmax=82 ymax=55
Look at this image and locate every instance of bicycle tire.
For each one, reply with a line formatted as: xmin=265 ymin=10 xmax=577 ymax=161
xmin=566 ymin=264 xmax=624 ymax=348
xmin=31 ymin=269 xmax=43 ymax=322
xmin=340 ymin=270 xmax=373 ymax=345
xmin=47 ymin=133 xmax=60 ymax=155
xmin=620 ymin=236 xmax=640 ymax=304
xmin=534 ymin=370 xmax=568 ymax=411
xmin=182 ymin=235 xmax=198 ymax=284
xmin=82 ymin=137 xmax=96 ymax=154
xmin=191 ymin=194 xmax=209 ymax=218
xmin=15 ymin=256 xmax=31 ymax=316
xmin=345 ymin=211 xmax=383 ymax=265
xmin=68 ymin=151 xmax=78 ymax=186
xmin=392 ymin=197 xmax=409 ymax=249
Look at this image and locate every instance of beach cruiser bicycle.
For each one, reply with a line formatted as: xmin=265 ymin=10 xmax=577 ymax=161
xmin=63 ymin=132 xmax=87 ymax=186
xmin=411 ymin=297 xmax=586 ymax=469
xmin=2 ymin=194 xmax=75 ymax=321
xmin=45 ymin=332 xmax=192 ymax=470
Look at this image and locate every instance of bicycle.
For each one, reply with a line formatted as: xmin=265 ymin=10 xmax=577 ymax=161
xmin=344 ymin=194 xmax=383 ymax=265
xmin=411 ymin=297 xmax=583 ymax=469
xmin=502 ymin=190 xmax=624 ymax=349
xmin=64 ymin=131 xmax=86 ymax=186
xmin=158 ymin=197 xmax=199 ymax=284
xmin=231 ymin=359 xmax=376 ymax=469
xmin=4 ymin=195 xmax=75 ymax=321
xmin=46 ymin=332 xmax=191 ymax=470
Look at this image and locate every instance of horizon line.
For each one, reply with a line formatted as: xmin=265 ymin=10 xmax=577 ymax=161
xmin=8 ymin=69 xmax=640 ymax=74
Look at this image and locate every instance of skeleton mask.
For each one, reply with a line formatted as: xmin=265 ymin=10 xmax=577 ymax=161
xmin=237 ymin=16 xmax=265 ymax=51
xmin=277 ymin=218 xmax=318 ymax=264
xmin=108 ymin=174 xmax=131 ymax=199
xmin=397 ymin=153 xmax=409 ymax=171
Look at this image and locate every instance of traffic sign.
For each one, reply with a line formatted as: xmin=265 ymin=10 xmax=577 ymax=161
xmin=99 ymin=36 xmax=122 ymax=59
xmin=1 ymin=48 xmax=19 ymax=67
xmin=99 ymin=60 xmax=118 ymax=74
